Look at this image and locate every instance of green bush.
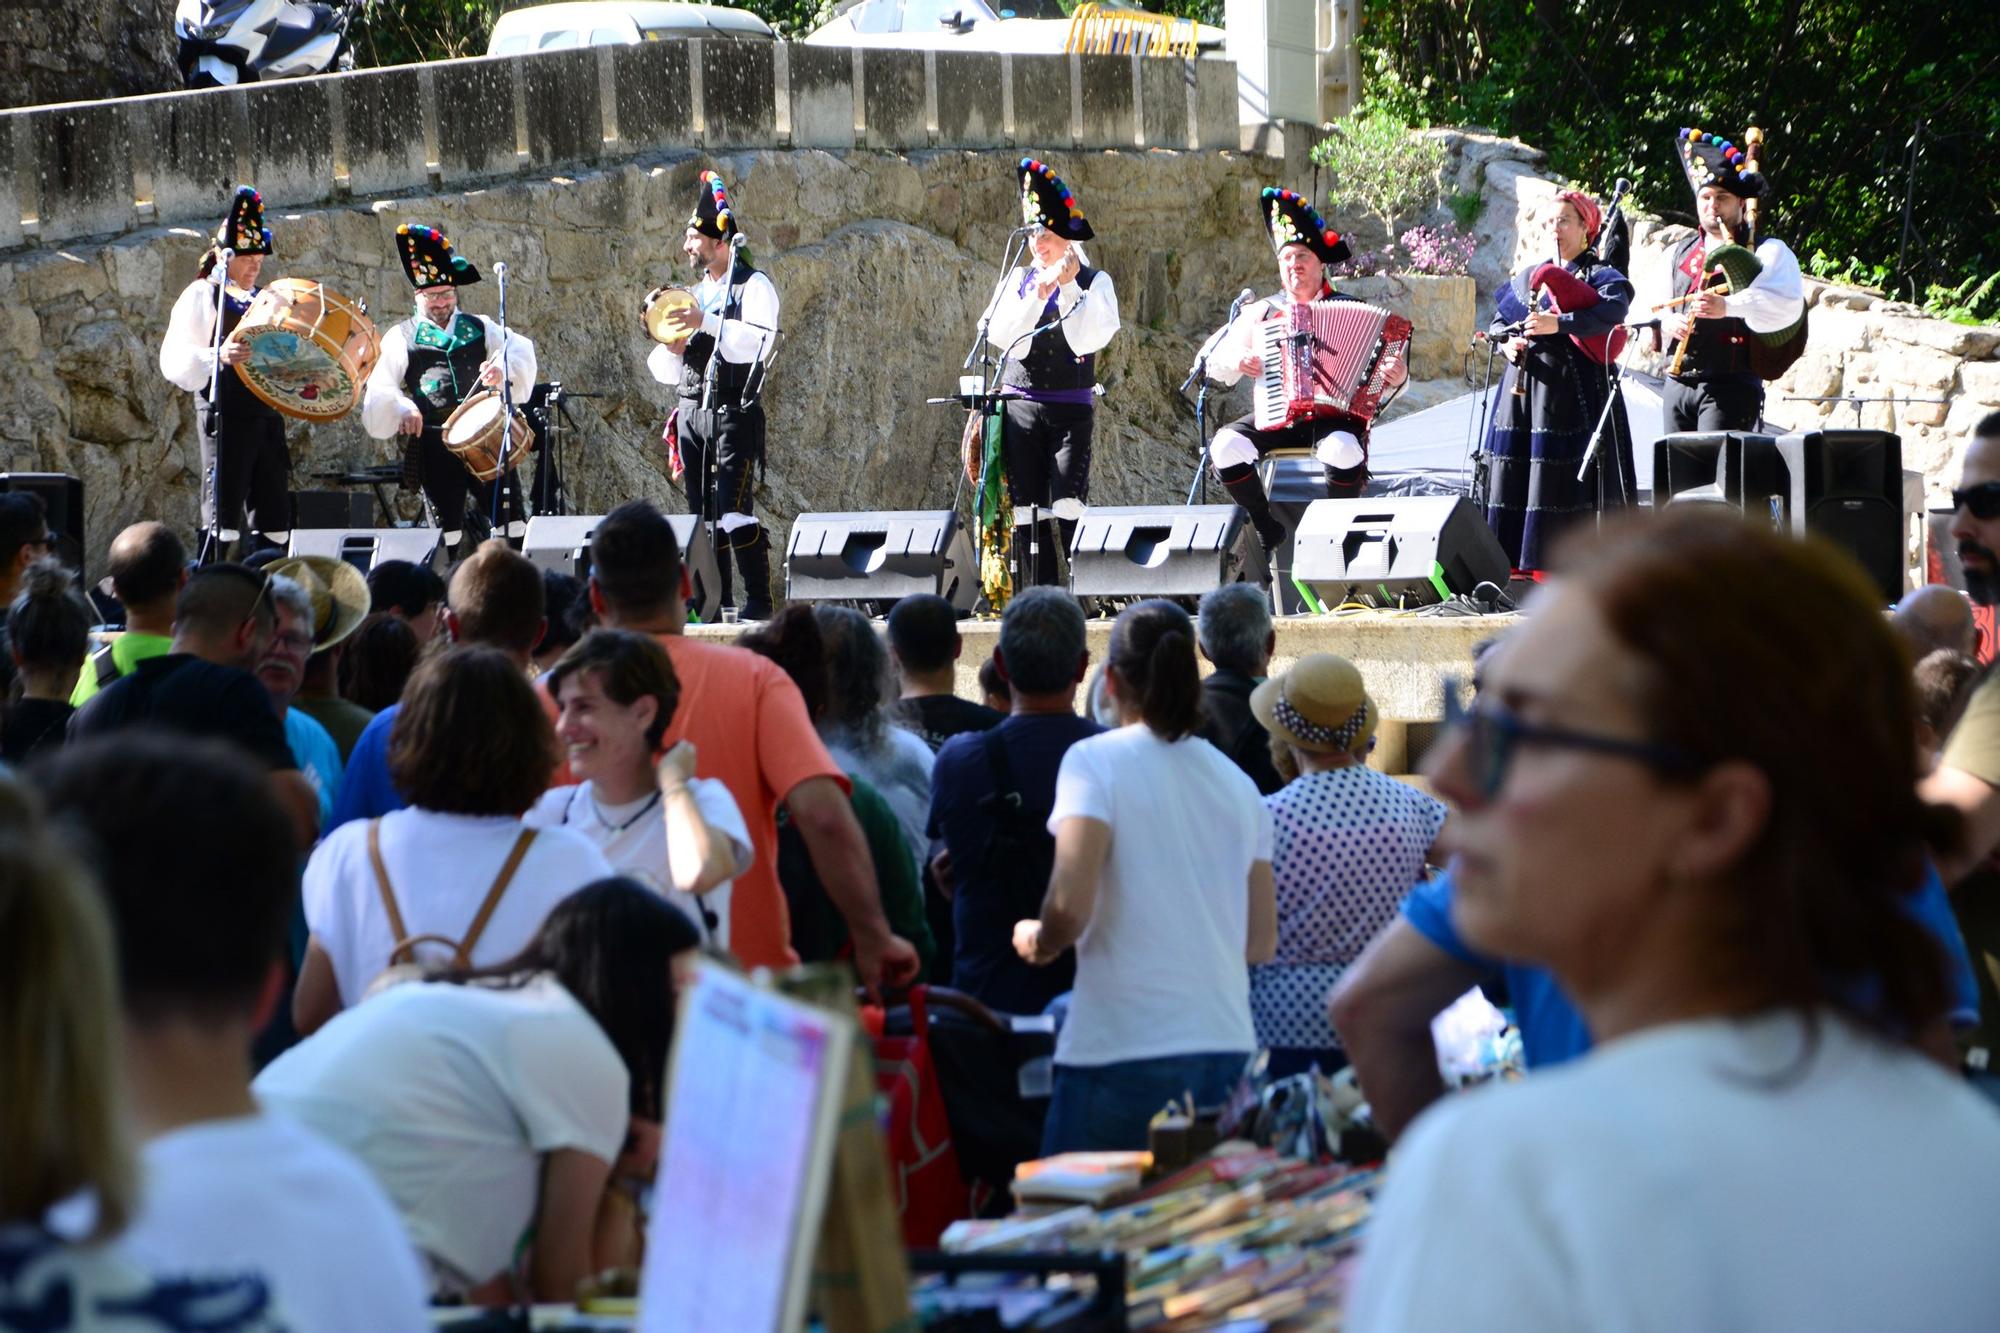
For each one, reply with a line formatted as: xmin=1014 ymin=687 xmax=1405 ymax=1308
xmin=1310 ymin=109 xmax=1448 ymax=243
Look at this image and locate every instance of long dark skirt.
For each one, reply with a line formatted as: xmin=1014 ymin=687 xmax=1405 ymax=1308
xmin=1481 ymin=339 xmax=1637 ymax=571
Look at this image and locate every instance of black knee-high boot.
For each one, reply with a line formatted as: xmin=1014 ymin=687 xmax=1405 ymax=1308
xmin=734 ymin=527 xmax=774 ymax=622
xmin=1322 ymin=462 xmax=1367 ymax=501
xmin=712 ymin=540 xmax=736 ymax=614
xmin=1217 ymin=463 xmax=1287 ymax=552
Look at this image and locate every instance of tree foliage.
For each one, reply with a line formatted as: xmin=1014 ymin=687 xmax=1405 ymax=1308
xmin=1353 ymin=0 xmax=2000 ymax=302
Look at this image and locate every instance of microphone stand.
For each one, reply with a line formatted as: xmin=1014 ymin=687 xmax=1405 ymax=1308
xmin=1183 ymin=290 xmax=1250 ymax=506
xmin=986 ymin=297 xmax=1089 ymax=593
xmin=1575 ymin=320 xmax=1653 ymax=519
xmin=199 ymin=247 xmax=234 ymax=565
xmin=491 ymin=261 xmax=514 ymax=539
xmin=956 ymin=227 xmax=1034 ymax=524
xmin=1464 ymin=332 xmax=1501 ymax=511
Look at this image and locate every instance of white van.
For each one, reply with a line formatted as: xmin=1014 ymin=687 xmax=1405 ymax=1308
xmin=487 ymin=1 xmax=775 ymax=56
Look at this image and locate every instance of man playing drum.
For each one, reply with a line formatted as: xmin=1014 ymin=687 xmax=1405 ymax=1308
xmin=158 ymin=185 xmax=291 ymax=561
xmin=644 ymin=171 xmax=779 ymax=622
xmin=362 ymin=225 xmax=537 ymax=558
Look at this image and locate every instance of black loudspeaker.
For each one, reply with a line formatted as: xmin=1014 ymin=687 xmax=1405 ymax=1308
xmin=785 ymin=511 xmax=977 ymax=612
xmin=1654 ymin=430 xmax=1905 ymax=601
xmin=1782 ymin=429 xmax=1905 ymax=602
xmin=292 ymin=490 xmax=375 ymax=531
xmin=1067 ymin=505 xmax=1246 ymax=599
xmin=1293 ymin=496 xmax=1511 ymax=609
xmin=289 ymin=528 xmax=444 ymax=575
xmin=0 ymin=473 xmax=84 ymax=575
xmin=521 ymin=514 xmax=722 ymax=627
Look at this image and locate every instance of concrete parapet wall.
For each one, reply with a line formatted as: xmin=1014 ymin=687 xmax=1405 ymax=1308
xmin=3 ymin=46 xmax=1241 ymax=249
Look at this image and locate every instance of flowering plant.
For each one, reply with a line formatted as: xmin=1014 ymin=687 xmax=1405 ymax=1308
xmin=1399 ymin=222 xmax=1476 ymax=277
xmin=1329 ymin=249 xmax=1392 ymax=279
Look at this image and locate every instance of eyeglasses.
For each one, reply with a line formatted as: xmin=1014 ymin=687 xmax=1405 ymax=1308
xmin=1441 ymin=678 xmax=1704 ymax=799
xmin=1951 ymin=481 xmax=2000 ymax=520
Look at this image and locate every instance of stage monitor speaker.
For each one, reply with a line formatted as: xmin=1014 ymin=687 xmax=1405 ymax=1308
xmin=1293 ymin=496 xmax=1511 ymax=609
xmin=289 ymin=527 xmax=443 ymax=575
xmin=1067 ymin=505 xmax=1246 ymax=599
xmin=520 ymin=514 xmax=722 ymax=627
xmin=1652 ymin=433 xmax=1794 ymax=523
xmin=292 ymin=490 xmax=374 ymax=531
xmin=785 ymin=511 xmax=976 ymax=612
xmin=0 ymin=473 xmax=84 ymax=575
xmin=1778 ymin=429 xmax=1904 ymax=602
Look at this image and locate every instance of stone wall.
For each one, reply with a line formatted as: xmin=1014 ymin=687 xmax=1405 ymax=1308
xmin=0 ymin=43 xmax=1240 ymax=253
xmin=1 ymin=146 xmax=1293 ymax=573
xmin=0 ymin=0 xmax=178 ymax=111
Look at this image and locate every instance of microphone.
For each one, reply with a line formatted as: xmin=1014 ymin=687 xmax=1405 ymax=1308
xmin=729 ymin=233 xmax=747 ymax=250
xmin=494 ymin=261 xmax=509 ymax=280
xmin=1624 ymin=317 xmax=1662 ymax=331
xmin=1228 ymin=288 xmax=1255 ymax=320
xmin=211 ymin=247 xmax=234 ymax=284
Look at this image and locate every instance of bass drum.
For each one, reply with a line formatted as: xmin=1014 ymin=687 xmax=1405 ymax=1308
xmin=229 ymin=278 xmax=380 ymax=421
xmin=441 ymin=389 xmax=535 ymax=483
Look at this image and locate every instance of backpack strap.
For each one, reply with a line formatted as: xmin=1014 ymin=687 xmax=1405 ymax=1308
xmin=457 ymin=829 xmax=537 ymax=961
xmin=367 ymin=818 xmax=412 ymax=947
xmin=981 ymin=727 xmax=1022 ymax=811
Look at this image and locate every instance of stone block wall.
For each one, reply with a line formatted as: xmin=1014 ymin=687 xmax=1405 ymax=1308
xmin=3 ymin=44 xmax=1241 ymax=252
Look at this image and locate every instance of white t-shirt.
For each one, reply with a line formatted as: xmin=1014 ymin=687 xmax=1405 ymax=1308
xmin=253 ymin=975 xmax=628 ymax=1287
xmin=1046 ymin=724 xmax=1272 ymax=1066
xmin=1347 ymin=1012 xmax=2000 ymax=1332
xmin=303 ymin=807 xmax=614 ymax=1005
xmin=524 ymin=777 xmax=750 ymax=951
xmin=120 ymin=1113 xmax=429 ymax=1333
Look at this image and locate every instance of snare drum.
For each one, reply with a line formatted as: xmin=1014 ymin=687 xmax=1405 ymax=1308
xmin=441 ymin=390 xmax=534 ymax=482
xmin=229 ymin=278 xmax=381 ymax=422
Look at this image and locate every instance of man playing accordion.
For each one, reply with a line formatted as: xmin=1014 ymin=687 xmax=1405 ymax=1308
xmin=1199 ymin=188 xmax=1396 ymax=566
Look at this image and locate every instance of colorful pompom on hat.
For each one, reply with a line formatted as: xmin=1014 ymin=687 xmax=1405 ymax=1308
xmin=215 ymin=185 xmax=272 ymax=256
xmin=1018 ymin=157 xmax=1094 ymax=241
xmin=396 ymin=224 xmax=480 ymax=289
xmin=687 ymin=170 xmax=738 ymax=240
xmin=1676 ymin=128 xmax=1767 ymax=200
xmin=1261 ymin=187 xmax=1349 ymax=265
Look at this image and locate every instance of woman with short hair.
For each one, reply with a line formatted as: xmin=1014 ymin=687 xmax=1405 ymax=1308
xmin=1014 ymin=599 xmax=1277 ymax=1153
xmin=292 ymin=645 xmax=612 ymax=1035
xmin=1347 ymin=509 xmax=2000 ymax=1330
xmin=526 ymin=629 xmax=751 ymax=950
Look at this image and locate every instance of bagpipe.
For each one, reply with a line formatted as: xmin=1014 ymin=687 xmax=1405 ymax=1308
xmin=1495 ymin=261 xmax=1628 ymax=365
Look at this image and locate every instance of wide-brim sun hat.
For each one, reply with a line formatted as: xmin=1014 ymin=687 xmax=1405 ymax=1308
xmin=1250 ymin=652 xmax=1377 ymax=757
xmin=269 ymin=554 xmax=370 ymax=653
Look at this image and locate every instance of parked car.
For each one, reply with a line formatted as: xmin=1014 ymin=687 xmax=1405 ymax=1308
xmin=804 ymin=0 xmax=1222 ymax=55
xmin=487 ymin=1 xmax=774 ymax=56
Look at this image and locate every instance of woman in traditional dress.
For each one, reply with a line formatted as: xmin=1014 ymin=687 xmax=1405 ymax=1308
xmin=1480 ymin=189 xmax=1637 ymax=574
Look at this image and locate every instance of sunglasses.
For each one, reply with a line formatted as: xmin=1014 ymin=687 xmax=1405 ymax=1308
xmin=1441 ymin=678 xmax=1704 ymax=799
xmin=1952 ymin=481 xmax=2000 ymax=520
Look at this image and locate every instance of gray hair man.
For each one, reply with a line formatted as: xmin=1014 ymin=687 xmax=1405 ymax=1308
xmin=1195 ymin=583 xmax=1282 ymax=794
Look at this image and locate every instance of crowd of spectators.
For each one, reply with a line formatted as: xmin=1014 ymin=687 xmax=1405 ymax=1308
xmin=10 ymin=415 xmax=2000 ymax=1324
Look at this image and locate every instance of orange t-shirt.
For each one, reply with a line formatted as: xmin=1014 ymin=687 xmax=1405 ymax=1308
xmin=543 ymin=634 xmax=845 ymax=969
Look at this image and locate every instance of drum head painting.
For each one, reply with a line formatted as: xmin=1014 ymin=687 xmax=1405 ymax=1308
xmin=235 ymin=328 xmax=357 ymax=420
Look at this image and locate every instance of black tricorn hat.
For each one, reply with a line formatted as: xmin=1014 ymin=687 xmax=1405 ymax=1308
xmin=396 ymin=223 xmax=481 ymax=289
xmin=688 ymin=170 xmax=738 ymax=240
xmin=215 ymin=185 xmax=273 ymax=256
xmin=1676 ymin=127 xmax=1767 ymax=200
xmin=1018 ymin=157 xmax=1094 ymax=242
xmin=1261 ymin=187 xmax=1350 ymax=265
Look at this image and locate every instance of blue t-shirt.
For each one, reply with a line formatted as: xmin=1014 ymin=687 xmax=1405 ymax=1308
xmin=928 ymin=711 xmax=1102 ymax=1014
xmin=283 ymin=707 xmax=343 ymax=831
xmin=1403 ymin=863 xmax=1982 ymax=1068
xmin=326 ymin=702 xmax=407 ymax=834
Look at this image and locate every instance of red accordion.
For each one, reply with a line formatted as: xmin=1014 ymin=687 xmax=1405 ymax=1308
xmin=1254 ymin=300 xmax=1413 ymax=432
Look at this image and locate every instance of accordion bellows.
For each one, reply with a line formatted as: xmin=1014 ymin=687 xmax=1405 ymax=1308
xmin=1255 ymin=301 xmax=1413 ymax=432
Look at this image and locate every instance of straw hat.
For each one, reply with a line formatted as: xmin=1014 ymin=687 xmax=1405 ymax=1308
xmin=1249 ymin=653 xmax=1377 ymax=757
xmin=268 ymin=555 xmax=369 ymax=653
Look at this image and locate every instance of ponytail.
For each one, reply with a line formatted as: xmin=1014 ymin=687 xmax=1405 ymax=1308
xmin=1107 ymin=599 xmax=1203 ymax=741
